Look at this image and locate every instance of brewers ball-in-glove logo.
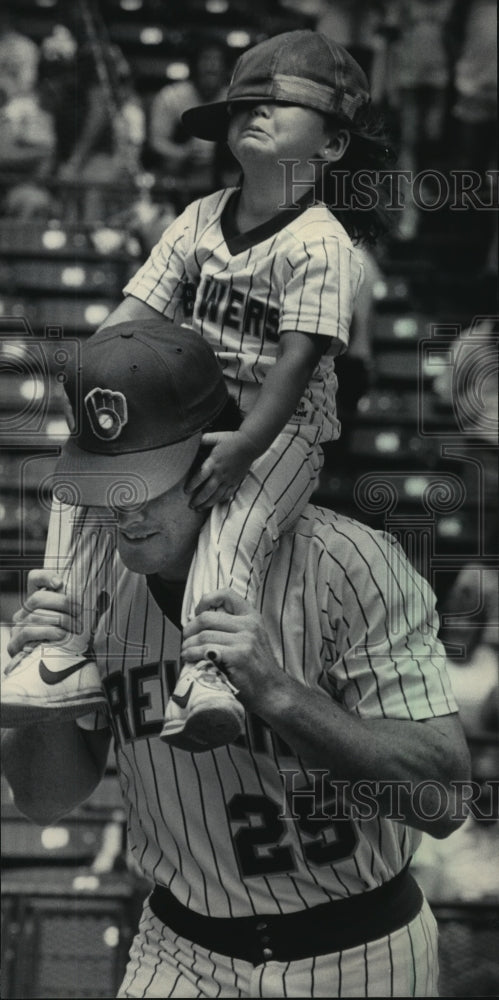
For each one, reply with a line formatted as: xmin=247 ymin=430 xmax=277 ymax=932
xmin=85 ymin=387 xmax=128 ymax=440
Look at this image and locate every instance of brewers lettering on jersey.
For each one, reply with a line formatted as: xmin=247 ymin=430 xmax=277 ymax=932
xmin=124 ymin=187 xmax=361 ymax=436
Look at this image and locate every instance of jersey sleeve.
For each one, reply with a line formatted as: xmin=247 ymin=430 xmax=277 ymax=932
xmin=123 ymin=205 xmax=194 ymax=321
xmin=322 ymin=524 xmax=458 ymax=721
xmin=280 ymin=236 xmax=363 ymax=352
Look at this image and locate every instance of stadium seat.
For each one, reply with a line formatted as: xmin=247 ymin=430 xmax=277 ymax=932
xmin=2 ymin=260 xmax=123 ymax=297
xmin=372 ymin=313 xmax=431 ymax=347
xmin=372 ymin=275 xmax=412 ymax=309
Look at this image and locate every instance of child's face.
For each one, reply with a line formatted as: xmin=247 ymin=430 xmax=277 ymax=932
xmin=227 ymin=101 xmax=334 ymax=172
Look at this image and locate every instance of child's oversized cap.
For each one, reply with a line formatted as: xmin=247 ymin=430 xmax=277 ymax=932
xmin=182 ymin=30 xmax=371 ymax=141
xmin=53 ymin=319 xmax=228 ymax=507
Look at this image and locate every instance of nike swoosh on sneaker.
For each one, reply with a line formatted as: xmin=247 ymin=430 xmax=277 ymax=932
xmin=170 ymin=682 xmax=194 ymax=708
xmin=39 ymin=657 xmax=90 ymax=685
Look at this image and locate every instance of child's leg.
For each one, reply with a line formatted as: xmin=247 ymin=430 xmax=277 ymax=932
xmin=1 ymin=501 xmax=111 ymax=726
xmin=161 ymin=426 xmax=323 ymax=751
xmin=185 ymin=425 xmax=323 ymax=610
xmin=43 ymin=501 xmax=117 ymax=653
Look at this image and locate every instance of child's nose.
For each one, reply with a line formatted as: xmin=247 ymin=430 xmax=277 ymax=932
xmin=251 ymin=102 xmax=271 ymax=117
xmin=114 ymin=504 xmax=146 ymax=526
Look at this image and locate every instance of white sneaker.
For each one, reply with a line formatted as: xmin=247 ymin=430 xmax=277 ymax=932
xmin=1 ymin=645 xmax=107 ymax=726
xmin=160 ymin=661 xmax=245 ymax=752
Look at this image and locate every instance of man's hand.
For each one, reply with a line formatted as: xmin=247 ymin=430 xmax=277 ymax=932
xmin=7 ymin=570 xmax=77 ymax=659
xmin=184 ymin=431 xmax=260 ymax=511
xmin=181 ymin=588 xmax=284 ymax=713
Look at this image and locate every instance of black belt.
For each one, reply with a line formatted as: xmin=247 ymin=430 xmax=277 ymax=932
xmin=149 ymin=864 xmax=423 ymax=965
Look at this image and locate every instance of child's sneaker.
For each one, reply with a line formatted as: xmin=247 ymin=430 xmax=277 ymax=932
xmin=160 ymin=661 xmax=245 ymax=752
xmin=1 ymin=645 xmax=107 ymax=726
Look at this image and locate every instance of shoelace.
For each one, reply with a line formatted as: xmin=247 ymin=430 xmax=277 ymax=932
xmin=199 ymin=659 xmax=240 ymax=696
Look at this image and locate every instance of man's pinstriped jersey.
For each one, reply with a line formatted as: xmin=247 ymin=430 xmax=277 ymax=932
xmin=87 ymin=504 xmax=457 ymax=918
xmin=124 ymin=188 xmax=364 ymax=441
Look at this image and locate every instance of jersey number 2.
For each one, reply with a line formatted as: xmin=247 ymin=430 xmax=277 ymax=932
xmin=228 ymin=793 xmax=358 ymax=879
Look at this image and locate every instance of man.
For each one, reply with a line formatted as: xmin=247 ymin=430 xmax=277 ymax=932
xmin=3 ymin=315 xmax=470 ymax=998
xmin=148 ymin=42 xmax=229 ymax=198
xmin=0 ymin=10 xmax=56 ymax=219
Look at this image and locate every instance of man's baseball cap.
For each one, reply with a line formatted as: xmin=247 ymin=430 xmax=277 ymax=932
xmin=53 ymin=320 xmax=228 ymax=507
xmin=182 ymin=30 xmax=370 ymax=142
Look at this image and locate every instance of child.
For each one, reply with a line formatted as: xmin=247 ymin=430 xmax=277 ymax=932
xmin=143 ymin=31 xmax=392 ymax=750
xmin=2 ymin=30 xmax=392 ymax=751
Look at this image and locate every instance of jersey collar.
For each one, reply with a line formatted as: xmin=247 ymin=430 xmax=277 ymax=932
xmin=221 ymin=187 xmax=316 ymax=256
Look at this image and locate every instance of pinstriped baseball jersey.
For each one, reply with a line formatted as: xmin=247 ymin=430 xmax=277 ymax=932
xmin=123 ymin=188 xmax=363 ymax=440
xmin=88 ymin=504 xmax=457 ymax=918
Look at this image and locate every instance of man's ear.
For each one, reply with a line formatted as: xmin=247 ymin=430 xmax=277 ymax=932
xmin=322 ymin=129 xmax=351 ymax=162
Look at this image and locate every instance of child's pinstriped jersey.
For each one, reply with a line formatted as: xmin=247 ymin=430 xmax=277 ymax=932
xmin=124 ymin=188 xmax=363 ymax=441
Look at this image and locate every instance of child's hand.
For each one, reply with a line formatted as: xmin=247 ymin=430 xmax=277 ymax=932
xmin=7 ymin=570 xmax=73 ymax=659
xmin=185 ymin=430 xmax=259 ymax=511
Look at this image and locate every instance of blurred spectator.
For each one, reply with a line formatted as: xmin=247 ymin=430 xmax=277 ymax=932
xmin=100 ymin=171 xmax=178 ymax=258
xmin=450 ymin=0 xmax=497 ymax=175
xmin=0 ymin=12 xmax=56 ymax=218
xmin=147 ymin=42 xmax=229 ymax=201
xmin=412 ymin=558 xmax=498 ymax=910
xmin=437 ymin=317 xmax=498 ymax=440
xmin=278 ymin=0 xmax=383 ymax=79
xmin=417 ymin=310 xmax=498 ymax=911
xmin=380 ymin=0 xmax=454 ymax=239
xmin=38 ymin=23 xmax=80 ymax=167
xmin=445 ymin=0 xmax=498 ymax=272
xmin=434 ymin=315 xmax=498 ymax=636
xmin=334 ymin=246 xmax=381 ymax=450
xmin=58 ymin=45 xmax=145 ymax=223
xmin=0 ymin=11 xmax=39 ymax=98
xmin=313 ymin=0 xmax=382 ymax=79
xmin=441 ymin=563 xmax=498 ymax=725
xmin=413 ymin=804 xmax=499 ymax=904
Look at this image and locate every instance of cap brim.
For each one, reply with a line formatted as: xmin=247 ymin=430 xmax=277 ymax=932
xmin=51 ymin=433 xmax=202 ymax=507
xmin=182 ymin=97 xmax=286 ymax=142
xmin=182 ymin=100 xmax=232 ymax=141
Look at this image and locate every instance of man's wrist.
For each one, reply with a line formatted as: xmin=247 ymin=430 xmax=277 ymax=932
xmin=248 ymin=669 xmax=297 ymax=720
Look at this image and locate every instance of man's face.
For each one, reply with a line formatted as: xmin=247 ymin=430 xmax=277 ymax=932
xmin=195 ymin=46 xmax=226 ymax=101
xmin=112 ymin=477 xmax=205 ymax=581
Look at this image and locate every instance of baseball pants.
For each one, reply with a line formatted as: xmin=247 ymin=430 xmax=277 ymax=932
xmin=117 ymin=896 xmax=439 ymax=998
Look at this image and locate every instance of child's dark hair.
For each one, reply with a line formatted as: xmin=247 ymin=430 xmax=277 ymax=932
xmin=320 ymin=104 xmax=396 ymax=246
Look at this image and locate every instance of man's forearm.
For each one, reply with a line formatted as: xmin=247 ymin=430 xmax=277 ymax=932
xmin=255 ymin=674 xmax=471 ymax=837
xmin=182 ymin=591 xmax=471 ymax=838
xmin=1 ymin=722 xmax=110 ymax=825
